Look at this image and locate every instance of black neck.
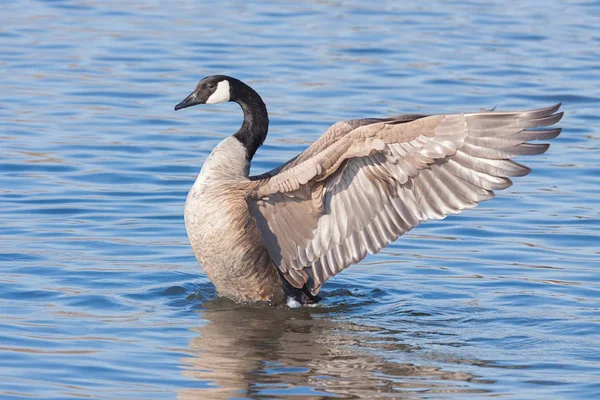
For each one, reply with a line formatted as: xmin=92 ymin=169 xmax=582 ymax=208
xmin=231 ymin=79 xmax=269 ymax=160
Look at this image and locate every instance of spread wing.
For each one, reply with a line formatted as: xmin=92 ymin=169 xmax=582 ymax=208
xmin=248 ymin=105 xmax=562 ymax=295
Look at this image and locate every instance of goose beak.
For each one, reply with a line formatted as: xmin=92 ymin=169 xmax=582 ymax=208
xmin=174 ymin=92 xmax=201 ymax=111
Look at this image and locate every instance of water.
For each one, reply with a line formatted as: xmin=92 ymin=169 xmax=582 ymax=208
xmin=1 ymin=0 xmax=599 ymax=398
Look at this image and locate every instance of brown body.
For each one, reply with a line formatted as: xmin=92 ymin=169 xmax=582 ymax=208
xmin=184 ymin=137 xmax=286 ymax=304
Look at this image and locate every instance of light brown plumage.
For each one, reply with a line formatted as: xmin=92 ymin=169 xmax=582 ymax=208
xmin=248 ymin=104 xmax=562 ymax=296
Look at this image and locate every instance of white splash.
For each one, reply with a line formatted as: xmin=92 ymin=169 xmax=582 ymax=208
xmin=286 ymin=297 xmax=302 ymax=308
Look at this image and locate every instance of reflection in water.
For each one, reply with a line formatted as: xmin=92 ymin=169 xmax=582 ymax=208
xmin=179 ymin=296 xmax=488 ymax=399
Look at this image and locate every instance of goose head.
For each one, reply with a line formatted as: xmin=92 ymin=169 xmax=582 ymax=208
xmin=174 ymin=75 xmax=232 ymax=110
xmin=174 ymin=75 xmax=269 ymax=160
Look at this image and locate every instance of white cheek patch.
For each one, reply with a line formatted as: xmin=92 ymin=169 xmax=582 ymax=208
xmin=205 ymin=80 xmax=231 ymax=104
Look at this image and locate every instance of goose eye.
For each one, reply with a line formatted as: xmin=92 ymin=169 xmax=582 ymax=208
xmin=207 ymin=83 xmax=215 ymax=90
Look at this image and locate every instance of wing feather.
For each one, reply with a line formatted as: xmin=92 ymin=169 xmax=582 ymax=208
xmin=249 ymin=105 xmax=562 ymax=294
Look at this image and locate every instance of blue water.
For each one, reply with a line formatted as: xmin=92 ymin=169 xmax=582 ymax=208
xmin=1 ymin=0 xmax=599 ymax=398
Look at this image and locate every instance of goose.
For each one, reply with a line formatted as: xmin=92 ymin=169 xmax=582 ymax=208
xmin=174 ymin=75 xmax=562 ymax=306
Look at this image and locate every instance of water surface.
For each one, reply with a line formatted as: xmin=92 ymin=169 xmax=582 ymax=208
xmin=1 ymin=0 xmax=599 ymax=398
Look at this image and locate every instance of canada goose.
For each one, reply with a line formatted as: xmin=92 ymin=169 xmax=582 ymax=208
xmin=174 ymin=75 xmax=562 ymax=306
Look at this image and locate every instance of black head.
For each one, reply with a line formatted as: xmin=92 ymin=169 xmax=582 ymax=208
xmin=174 ymin=75 xmax=233 ymax=111
xmin=174 ymin=75 xmax=269 ymax=160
